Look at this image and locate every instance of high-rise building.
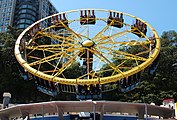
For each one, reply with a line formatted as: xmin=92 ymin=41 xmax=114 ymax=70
xmin=0 ymin=0 xmax=58 ymax=32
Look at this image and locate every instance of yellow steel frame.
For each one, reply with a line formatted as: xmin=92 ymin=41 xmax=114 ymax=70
xmin=14 ymin=9 xmax=160 ymax=85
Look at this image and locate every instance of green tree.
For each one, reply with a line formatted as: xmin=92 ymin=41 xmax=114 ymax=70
xmin=0 ymin=28 xmax=39 ymax=103
xmin=125 ymin=31 xmax=177 ymax=105
xmin=102 ymin=30 xmax=177 ymax=105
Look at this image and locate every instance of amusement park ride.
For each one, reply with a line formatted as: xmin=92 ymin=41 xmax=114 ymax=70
xmin=14 ymin=9 xmax=160 ymax=100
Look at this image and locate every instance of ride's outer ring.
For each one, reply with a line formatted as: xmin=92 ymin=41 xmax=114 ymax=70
xmin=14 ymin=9 xmax=160 ymax=85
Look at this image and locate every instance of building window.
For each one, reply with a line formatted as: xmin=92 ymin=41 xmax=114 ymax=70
xmin=19 ymin=14 xmax=26 ymax=18
xmin=20 ymin=5 xmax=27 ymax=9
xmin=26 ymin=19 xmax=33 ymax=24
xmin=5 ymin=22 xmax=9 ymax=25
xmin=7 ymin=7 xmax=11 ymax=12
xmin=24 ymin=24 xmax=29 ymax=28
xmin=21 ymin=9 xmax=27 ymax=13
xmin=8 ymin=2 xmax=12 ymax=6
xmin=27 ymin=5 xmax=32 ymax=9
xmin=5 ymin=17 xmax=10 ymax=20
xmin=7 ymin=12 xmax=11 ymax=16
xmin=19 ymin=24 xmax=25 ymax=28
xmin=1 ymin=13 xmax=5 ymax=17
xmin=4 ymin=4 xmax=6 ymax=7
xmin=4 ymin=27 xmax=7 ymax=31
xmin=20 ymin=19 xmax=25 ymax=23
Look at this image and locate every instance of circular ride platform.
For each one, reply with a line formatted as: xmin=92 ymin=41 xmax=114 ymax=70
xmin=14 ymin=9 xmax=160 ymax=98
xmin=0 ymin=101 xmax=174 ymax=120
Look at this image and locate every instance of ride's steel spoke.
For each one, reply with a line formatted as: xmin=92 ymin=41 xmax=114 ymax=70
xmin=92 ymin=56 xmax=103 ymax=78
xmin=68 ymin=21 xmax=90 ymax=41
xmin=26 ymin=44 xmax=77 ymax=51
xmin=26 ymin=43 xmax=79 ymax=61
xmin=51 ymin=54 xmax=64 ymax=76
xmin=86 ymin=50 xmax=90 ymax=79
xmin=111 ymin=60 xmax=128 ymax=76
xmin=40 ymin=50 xmax=60 ymax=71
xmin=29 ymin=52 xmax=65 ymax=66
xmin=43 ymin=25 xmax=55 ymax=31
xmin=91 ymin=48 xmax=124 ymax=75
xmin=26 ymin=48 xmax=38 ymax=57
xmin=96 ymin=30 xmax=130 ymax=45
xmin=27 ymin=55 xmax=41 ymax=60
xmin=98 ymin=40 xmax=150 ymax=47
xmin=28 ymin=43 xmax=79 ymax=67
xmin=52 ymin=51 xmax=80 ymax=78
xmin=78 ymin=73 xmax=91 ymax=79
xmin=39 ymin=31 xmax=76 ymax=43
xmin=135 ymin=50 xmax=150 ymax=56
xmin=69 ymin=28 xmax=90 ymax=40
xmin=28 ymin=35 xmax=43 ymax=46
xmin=99 ymin=45 xmax=147 ymax=61
xmin=29 ymin=31 xmax=43 ymax=42
xmin=59 ymin=21 xmax=82 ymax=40
xmin=91 ymin=21 xmax=113 ymax=41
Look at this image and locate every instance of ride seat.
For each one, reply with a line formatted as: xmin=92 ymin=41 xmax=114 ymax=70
xmin=51 ymin=13 xmax=68 ymax=30
xmin=107 ymin=12 xmax=124 ymax=28
xmin=80 ymin=10 xmax=96 ymax=25
xmin=131 ymin=19 xmax=147 ymax=38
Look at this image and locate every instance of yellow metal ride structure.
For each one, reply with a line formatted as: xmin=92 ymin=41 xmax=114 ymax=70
xmin=14 ymin=9 xmax=160 ymax=99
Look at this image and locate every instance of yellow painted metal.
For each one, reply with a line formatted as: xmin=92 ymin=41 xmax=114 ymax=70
xmin=14 ymin=9 xmax=160 ymax=85
xmin=82 ymin=40 xmax=94 ymax=47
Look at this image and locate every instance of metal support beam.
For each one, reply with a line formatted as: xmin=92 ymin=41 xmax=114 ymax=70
xmin=100 ymin=104 xmax=105 ymax=120
xmin=56 ymin=104 xmax=64 ymax=120
xmin=145 ymin=103 xmax=148 ymax=120
xmin=93 ymin=101 xmax=97 ymax=120
xmin=138 ymin=111 xmax=145 ymax=119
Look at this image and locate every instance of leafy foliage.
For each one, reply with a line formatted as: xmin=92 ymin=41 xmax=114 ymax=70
xmin=103 ymin=30 xmax=177 ymax=105
xmin=0 ymin=26 xmax=49 ymax=103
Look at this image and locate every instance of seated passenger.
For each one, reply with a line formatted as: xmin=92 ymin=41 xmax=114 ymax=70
xmin=29 ymin=23 xmax=40 ymax=37
xmin=107 ymin=12 xmax=124 ymax=28
xmin=80 ymin=10 xmax=96 ymax=25
xmin=149 ymin=34 xmax=156 ymax=50
xmin=131 ymin=19 xmax=147 ymax=37
xmin=142 ymin=23 xmax=147 ymax=35
xmin=51 ymin=14 xmax=68 ymax=30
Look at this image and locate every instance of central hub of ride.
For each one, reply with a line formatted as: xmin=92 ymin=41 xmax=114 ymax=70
xmin=81 ymin=39 xmax=95 ymax=47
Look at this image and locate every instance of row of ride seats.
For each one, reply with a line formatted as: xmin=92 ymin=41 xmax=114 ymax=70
xmin=148 ymin=34 xmax=159 ymax=74
xmin=29 ymin=23 xmax=40 ymax=37
xmin=51 ymin=13 xmax=68 ymax=30
xmin=80 ymin=10 xmax=96 ymax=25
xmin=36 ymin=78 xmax=78 ymax=93
xmin=131 ymin=19 xmax=147 ymax=37
xmin=77 ymin=84 xmax=101 ymax=95
xmin=80 ymin=10 xmax=147 ymax=38
xmin=120 ymin=72 xmax=141 ymax=91
xmin=36 ymin=78 xmax=56 ymax=91
xmin=29 ymin=12 xmax=149 ymax=39
xmin=80 ymin=10 xmax=125 ymax=28
xmin=107 ymin=12 xmax=124 ymax=28
xmin=148 ymin=54 xmax=160 ymax=75
xmin=149 ymin=34 xmax=156 ymax=50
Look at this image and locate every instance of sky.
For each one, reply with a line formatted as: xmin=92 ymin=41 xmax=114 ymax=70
xmin=50 ymin=0 xmax=177 ymax=36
